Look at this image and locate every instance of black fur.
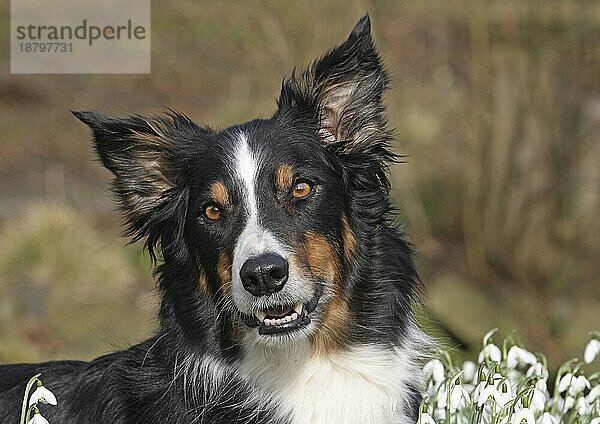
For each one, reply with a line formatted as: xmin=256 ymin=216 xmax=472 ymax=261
xmin=0 ymin=15 xmax=424 ymax=423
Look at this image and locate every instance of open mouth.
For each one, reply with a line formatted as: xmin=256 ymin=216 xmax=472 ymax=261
xmin=254 ymin=303 xmax=310 ymax=335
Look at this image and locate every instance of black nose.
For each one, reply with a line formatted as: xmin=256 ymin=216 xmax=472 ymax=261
xmin=240 ymin=253 xmax=289 ymax=296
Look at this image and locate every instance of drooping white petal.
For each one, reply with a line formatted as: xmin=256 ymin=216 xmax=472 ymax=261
xmin=462 ymin=360 xmax=477 ymax=383
xmin=423 ymin=359 xmax=445 ymax=385
xmin=536 ymin=412 xmax=558 ymax=424
xmin=576 ymin=396 xmax=591 ymax=417
xmin=29 ymin=386 xmax=57 ymax=406
xmin=27 ymin=413 xmax=49 ymax=424
xmin=450 ymin=385 xmax=470 ymax=411
xmin=473 ymin=381 xmax=486 ymax=401
xmin=568 ymin=375 xmax=591 ymax=396
xmin=478 ymin=343 xmax=502 ymax=363
xmin=584 ymin=339 xmax=600 ymax=364
xmin=512 ymin=408 xmax=535 ymax=424
xmin=526 ymin=363 xmax=549 ymax=380
xmin=478 ymin=385 xmax=500 ymax=407
xmin=557 ymin=373 xmax=573 ymax=393
xmin=419 ymin=412 xmax=436 ymax=424
xmin=436 ymin=385 xmax=448 ymax=409
xmin=587 ymin=385 xmax=600 ymax=403
xmin=564 ymin=396 xmax=575 ymax=412
xmin=530 ymin=387 xmax=546 ymax=412
xmin=507 ymin=346 xmax=537 ymax=369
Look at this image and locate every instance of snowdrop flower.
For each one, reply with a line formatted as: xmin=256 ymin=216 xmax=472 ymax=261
xmin=526 ymin=362 xmax=548 ymax=381
xmin=587 ymin=385 xmax=600 ymax=403
xmin=28 ymin=412 xmax=49 ymax=424
xmin=462 ymin=360 xmax=477 ymax=383
xmin=450 ymin=383 xmax=470 ymax=411
xmin=477 ymin=384 xmax=510 ymax=408
xmin=557 ymin=373 xmax=573 ymax=393
xmin=584 ymin=339 xmax=600 ymax=364
xmin=536 ymin=412 xmax=558 ymax=424
xmin=418 ymin=411 xmax=436 ymax=424
xmin=512 ymin=407 xmax=535 ymax=424
xmin=473 ymin=380 xmax=487 ymax=401
xmin=477 ymin=384 xmax=497 ymax=407
xmin=478 ymin=343 xmax=502 ymax=363
xmin=423 ymin=359 xmax=445 ymax=385
xmin=530 ymin=380 xmax=547 ymax=412
xmin=590 ymin=419 xmax=600 ymax=424
xmin=507 ymin=346 xmax=537 ymax=369
xmin=29 ymin=385 xmax=58 ymax=406
xmin=563 ymin=395 xmax=575 ymax=412
xmin=568 ymin=375 xmax=590 ymax=397
xmin=576 ymin=396 xmax=590 ymax=417
xmin=436 ymin=385 xmax=448 ymax=409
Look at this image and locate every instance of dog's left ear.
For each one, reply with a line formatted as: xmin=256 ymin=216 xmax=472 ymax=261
xmin=278 ymin=15 xmax=390 ymax=151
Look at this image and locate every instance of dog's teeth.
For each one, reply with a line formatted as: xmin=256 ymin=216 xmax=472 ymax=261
xmin=293 ymin=303 xmax=303 ymax=315
xmin=255 ymin=311 xmax=266 ymax=322
xmin=285 ymin=315 xmax=292 ymax=322
xmin=291 ymin=312 xmax=298 ymax=320
xmin=264 ymin=319 xmax=272 ymax=326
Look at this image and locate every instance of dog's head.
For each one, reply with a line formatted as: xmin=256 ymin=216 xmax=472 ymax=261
xmin=75 ymin=16 xmax=398 ymax=351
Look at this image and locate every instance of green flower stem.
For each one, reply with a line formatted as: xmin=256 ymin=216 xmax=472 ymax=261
xmin=19 ymin=373 xmax=41 ymax=424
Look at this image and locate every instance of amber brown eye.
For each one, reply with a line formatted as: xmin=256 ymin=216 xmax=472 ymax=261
xmin=204 ymin=204 xmax=222 ymax=221
xmin=292 ymin=181 xmax=312 ymax=199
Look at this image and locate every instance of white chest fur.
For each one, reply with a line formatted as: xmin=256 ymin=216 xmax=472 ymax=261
xmin=241 ymin=343 xmax=418 ymax=424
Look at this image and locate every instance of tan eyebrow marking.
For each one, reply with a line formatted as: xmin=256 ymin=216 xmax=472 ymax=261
xmin=275 ymin=164 xmax=294 ymax=190
xmin=209 ymin=181 xmax=229 ymax=206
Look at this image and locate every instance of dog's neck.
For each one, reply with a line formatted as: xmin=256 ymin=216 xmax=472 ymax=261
xmin=239 ymin=339 xmax=419 ymax=424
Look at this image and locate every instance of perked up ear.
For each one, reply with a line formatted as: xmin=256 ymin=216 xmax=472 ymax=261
xmin=73 ymin=110 xmax=194 ymax=257
xmin=278 ymin=15 xmax=391 ymax=151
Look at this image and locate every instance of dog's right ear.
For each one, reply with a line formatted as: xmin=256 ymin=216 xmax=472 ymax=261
xmin=73 ymin=110 xmax=194 ymax=256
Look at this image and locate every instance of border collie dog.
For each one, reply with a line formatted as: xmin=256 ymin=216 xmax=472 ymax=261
xmin=0 ymin=16 xmax=428 ymax=424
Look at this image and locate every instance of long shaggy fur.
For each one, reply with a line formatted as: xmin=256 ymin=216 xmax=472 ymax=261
xmin=0 ymin=15 xmax=429 ymax=424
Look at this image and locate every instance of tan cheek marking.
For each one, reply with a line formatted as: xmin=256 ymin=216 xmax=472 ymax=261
xmin=199 ymin=269 xmax=209 ymax=292
xmin=304 ymin=231 xmax=341 ymax=286
xmin=210 ymin=181 xmax=229 ymax=206
xmin=341 ymin=215 xmax=357 ymax=264
xmin=217 ymin=252 xmax=233 ymax=294
xmin=275 ymin=164 xmax=294 ymax=191
xmin=311 ymin=295 xmax=351 ymax=356
xmin=303 ymin=231 xmax=350 ymax=354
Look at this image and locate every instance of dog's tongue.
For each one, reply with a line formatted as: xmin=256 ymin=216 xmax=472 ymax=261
xmin=264 ymin=305 xmax=292 ymax=318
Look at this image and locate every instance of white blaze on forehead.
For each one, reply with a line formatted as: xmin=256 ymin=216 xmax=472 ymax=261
xmin=232 ymin=132 xmax=286 ymax=298
xmin=235 ymin=132 xmax=259 ymax=219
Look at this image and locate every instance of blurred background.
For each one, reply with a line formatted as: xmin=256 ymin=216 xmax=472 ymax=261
xmin=0 ymin=0 xmax=598 ymax=370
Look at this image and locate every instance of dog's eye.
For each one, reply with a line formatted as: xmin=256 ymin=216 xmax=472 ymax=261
xmin=203 ymin=204 xmax=222 ymax=221
xmin=292 ymin=181 xmax=312 ymax=199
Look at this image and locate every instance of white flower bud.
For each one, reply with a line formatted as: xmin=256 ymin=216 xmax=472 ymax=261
xmin=584 ymin=339 xmax=600 ymax=364
xmin=557 ymin=373 xmax=573 ymax=393
xmin=27 ymin=413 xmax=49 ymax=424
xmin=423 ymin=359 xmax=445 ymax=385
xmin=478 ymin=343 xmax=502 ymax=363
xmin=506 ymin=346 xmax=537 ymax=369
